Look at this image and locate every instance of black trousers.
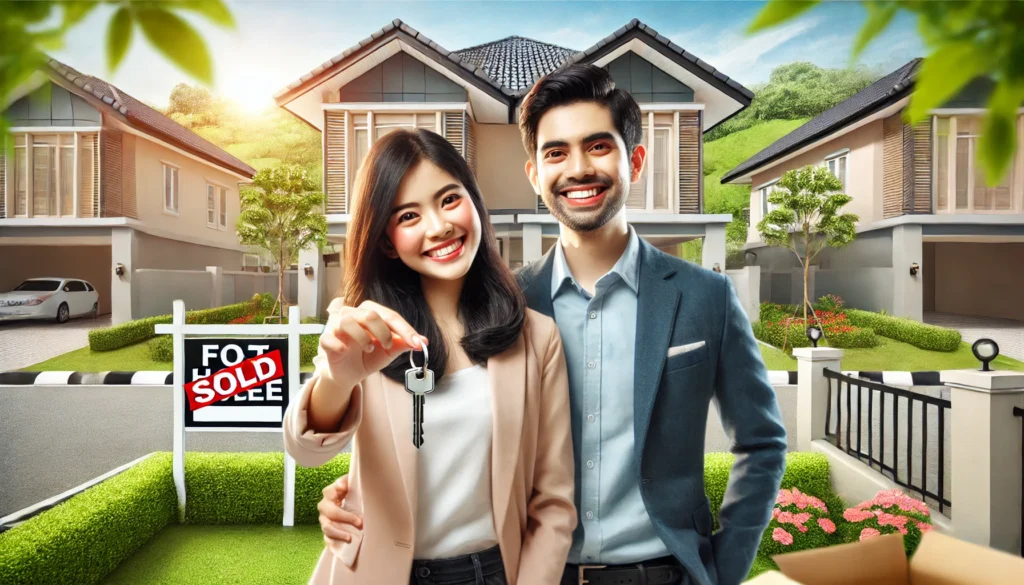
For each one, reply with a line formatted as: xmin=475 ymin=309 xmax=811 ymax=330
xmin=409 ymin=545 xmax=507 ymax=585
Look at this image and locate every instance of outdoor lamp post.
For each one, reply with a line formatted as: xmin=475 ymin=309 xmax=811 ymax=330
xmin=971 ymin=338 xmax=1000 ymax=371
xmin=806 ymin=325 xmax=823 ymax=348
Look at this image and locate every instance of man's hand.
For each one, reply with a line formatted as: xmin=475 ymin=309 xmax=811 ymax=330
xmin=318 ymin=475 xmax=363 ymax=545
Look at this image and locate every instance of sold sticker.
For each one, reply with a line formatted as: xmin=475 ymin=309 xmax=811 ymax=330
xmin=185 ymin=349 xmax=284 ymax=411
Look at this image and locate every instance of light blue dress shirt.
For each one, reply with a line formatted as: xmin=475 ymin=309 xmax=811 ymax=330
xmin=551 ymin=227 xmax=671 ymax=565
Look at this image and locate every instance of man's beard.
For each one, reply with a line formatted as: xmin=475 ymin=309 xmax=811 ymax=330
xmin=543 ymin=177 xmax=627 ymax=233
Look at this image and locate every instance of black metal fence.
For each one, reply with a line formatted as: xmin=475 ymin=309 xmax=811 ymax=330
xmin=823 ymin=368 xmax=952 ymax=514
xmin=1014 ymin=406 xmax=1023 ymax=557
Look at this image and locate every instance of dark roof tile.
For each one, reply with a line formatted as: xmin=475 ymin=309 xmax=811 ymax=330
xmin=451 ymin=35 xmax=577 ymax=92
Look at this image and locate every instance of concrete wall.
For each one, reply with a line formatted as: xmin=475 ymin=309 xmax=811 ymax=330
xmin=0 ymin=245 xmax=112 ymax=314
xmin=132 ymin=136 xmax=244 ymax=250
xmin=222 ymin=271 xmax=277 ymax=305
xmin=135 ymin=269 xmax=212 ymax=317
xmin=706 ymin=385 xmax=798 ymax=453
xmin=748 ymin=119 xmax=884 ymax=244
xmin=932 ymin=242 xmax=1024 ymax=321
xmin=476 ymin=124 xmax=535 ymax=210
xmin=132 ymin=230 xmax=241 ymax=270
xmin=726 ymin=266 xmax=760 ymax=322
xmin=815 ymin=268 xmax=895 ymax=313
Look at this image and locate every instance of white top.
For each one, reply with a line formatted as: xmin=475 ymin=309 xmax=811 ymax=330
xmin=414 ymin=364 xmax=499 ymax=559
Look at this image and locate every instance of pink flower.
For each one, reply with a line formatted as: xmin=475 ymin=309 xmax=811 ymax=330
xmin=772 ymin=508 xmax=780 ymax=519
xmin=817 ymin=518 xmax=836 ymax=534
xmin=916 ymin=521 xmax=933 ymax=533
xmin=844 ymin=508 xmax=875 ymax=522
xmin=776 ymin=511 xmax=812 ymax=532
xmin=859 ymin=528 xmax=881 ymax=541
xmin=773 ymin=527 xmax=794 ymax=545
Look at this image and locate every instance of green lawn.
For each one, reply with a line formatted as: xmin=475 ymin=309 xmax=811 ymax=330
xmin=23 ymin=341 xmax=316 ymax=372
xmin=99 ymin=525 xmax=324 ymax=585
xmin=758 ymin=337 xmax=1024 ymax=372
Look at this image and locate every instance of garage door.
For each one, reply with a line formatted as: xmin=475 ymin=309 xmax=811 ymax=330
xmin=0 ymin=246 xmax=112 ymax=315
xmin=925 ymin=241 xmax=1024 ymax=321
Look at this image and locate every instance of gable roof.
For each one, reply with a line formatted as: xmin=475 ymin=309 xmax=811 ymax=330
xmin=451 ymin=36 xmax=577 ymax=92
xmin=721 ymin=58 xmax=921 ymax=184
xmin=46 ymin=58 xmax=255 ymax=178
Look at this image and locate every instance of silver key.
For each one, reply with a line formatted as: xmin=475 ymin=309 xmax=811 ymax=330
xmin=404 ymin=341 xmax=434 ymax=449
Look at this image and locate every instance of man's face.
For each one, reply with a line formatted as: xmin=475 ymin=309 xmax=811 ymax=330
xmin=525 ymin=101 xmax=644 ymax=232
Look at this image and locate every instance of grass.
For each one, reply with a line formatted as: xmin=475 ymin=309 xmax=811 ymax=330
xmin=23 ymin=341 xmax=316 ymax=372
xmin=98 ymin=525 xmax=324 ymax=585
xmin=757 ymin=337 xmax=1024 ymax=372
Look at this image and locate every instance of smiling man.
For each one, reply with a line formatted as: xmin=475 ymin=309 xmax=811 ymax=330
xmin=514 ymin=64 xmax=787 ymax=585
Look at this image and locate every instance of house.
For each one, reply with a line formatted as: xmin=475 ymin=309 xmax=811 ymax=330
xmin=1 ymin=57 xmax=256 ymax=324
xmin=276 ymin=17 xmax=753 ymax=318
xmin=722 ymin=59 xmax=1024 ymax=323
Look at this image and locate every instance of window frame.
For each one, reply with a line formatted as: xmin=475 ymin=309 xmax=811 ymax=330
xmin=824 ymin=149 xmax=849 ymax=193
xmin=219 ymin=186 xmax=227 ymax=229
xmin=162 ymin=163 xmax=180 ymax=216
xmin=627 ymin=112 xmax=676 ymax=213
xmin=932 ymin=114 xmax=1022 ymax=214
xmin=8 ymin=132 xmax=86 ymax=218
xmin=206 ymin=183 xmax=217 ymax=228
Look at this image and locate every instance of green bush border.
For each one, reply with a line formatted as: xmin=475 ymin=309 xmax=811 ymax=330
xmin=844 ymin=309 xmax=961 ymax=352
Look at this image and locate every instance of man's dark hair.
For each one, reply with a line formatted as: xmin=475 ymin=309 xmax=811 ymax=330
xmin=519 ymin=63 xmax=643 ymax=159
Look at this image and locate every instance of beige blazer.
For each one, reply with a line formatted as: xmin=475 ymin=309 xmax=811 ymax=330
xmin=283 ymin=309 xmax=577 ymax=585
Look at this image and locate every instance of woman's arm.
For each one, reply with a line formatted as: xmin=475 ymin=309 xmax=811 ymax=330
xmin=517 ymin=321 xmax=578 ymax=584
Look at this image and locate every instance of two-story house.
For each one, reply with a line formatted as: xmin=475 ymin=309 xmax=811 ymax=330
xmin=275 ymin=18 xmax=752 ymax=318
xmin=723 ymin=58 xmax=1024 ymax=323
xmin=1 ymin=57 xmax=256 ymax=324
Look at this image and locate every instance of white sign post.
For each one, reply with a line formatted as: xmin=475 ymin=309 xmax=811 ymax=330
xmin=155 ymin=300 xmax=324 ymax=526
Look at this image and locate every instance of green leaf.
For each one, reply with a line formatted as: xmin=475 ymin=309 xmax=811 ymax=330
xmin=906 ymin=41 xmax=991 ymax=124
xmin=977 ymin=80 xmax=1024 ymax=187
xmin=851 ymin=2 xmax=897 ymax=62
xmin=106 ymin=7 xmax=133 ymax=72
xmin=747 ymin=0 xmax=820 ymax=34
xmin=62 ymin=1 xmax=100 ymax=29
xmin=136 ymin=7 xmax=213 ymax=84
xmin=172 ymin=0 xmax=236 ymax=28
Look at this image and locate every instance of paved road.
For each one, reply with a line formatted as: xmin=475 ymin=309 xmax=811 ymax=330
xmin=0 ymin=384 xmax=349 ymax=518
xmin=925 ymin=312 xmax=1024 ymax=362
xmin=0 ymin=315 xmax=112 ymax=372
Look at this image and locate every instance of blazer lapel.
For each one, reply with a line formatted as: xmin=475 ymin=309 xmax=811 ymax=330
xmin=382 ymin=372 xmax=419 ymax=524
xmin=633 ymin=241 xmax=681 ymax=460
xmin=519 ymin=248 xmax=556 ymax=317
xmin=487 ymin=333 xmax=526 ymax=539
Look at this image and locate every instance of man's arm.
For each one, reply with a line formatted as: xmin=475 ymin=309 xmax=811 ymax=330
xmin=710 ymin=276 xmax=787 ymax=585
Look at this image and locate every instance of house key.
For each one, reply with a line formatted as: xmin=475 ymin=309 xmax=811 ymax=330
xmin=405 ymin=340 xmax=434 ymax=449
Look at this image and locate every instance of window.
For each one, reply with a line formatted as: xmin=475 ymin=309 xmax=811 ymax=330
xmin=626 ymin=115 xmax=673 ymax=212
xmin=85 ymin=282 xmax=95 ymax=292
xmin=11 ymin=134 xmax=78 ymax=217
xmin=351 ymin=112 xmax=438 ymax=184
xmin=219 ymin=187 xmax=227 ymax=228
xmin=825 ymin=151 xmax=848 ymax=192
xmin=65 ymin=280 xmax=87 ymax=292
xmin=759 ymin=182 xmax=780 ymax=222
xmin=935 ymin=115 xmax=1016 ymax=212
xmin=163 ymin=164 xmax=179 ymax=214
xmin=207 ymin=184 xmax=216 ymax=227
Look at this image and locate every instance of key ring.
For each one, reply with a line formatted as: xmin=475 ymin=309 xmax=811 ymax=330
xmin=408 ymin=339 xmax=428 ymax=375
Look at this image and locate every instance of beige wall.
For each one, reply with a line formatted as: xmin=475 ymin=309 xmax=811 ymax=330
xmin=475 ymin=124 xmax=536 ymax=210
xmin=132 ymin=136 xmax=245 ymax=249
xmin=932 ymin=242 xmax=1024 ymax=321
xmin=1 ymin=245 xmax=112 ymax=314
xmin=748 ymin=119 xmax=884 ymax=244
xmin=133 ymin=230 xmax=242 ymax=271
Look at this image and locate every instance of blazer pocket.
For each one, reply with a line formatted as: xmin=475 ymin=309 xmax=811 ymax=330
xmin=665 ymin=344 xmax=708 ymax=373
xmin=692 ymin=499 xmax=713 ymax=537
xmin=327 ymin=525 xmax=363 ymax=567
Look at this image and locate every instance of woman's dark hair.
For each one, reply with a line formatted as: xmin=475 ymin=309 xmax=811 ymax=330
xmin=519 ymin=63 xmax=643 ymax=159
xmin=342 ymin=128 xmax=525 ymax=383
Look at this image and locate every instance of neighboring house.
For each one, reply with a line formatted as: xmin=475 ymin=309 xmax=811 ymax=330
xmin=276 ymin=18 xmax=752 ymax=318
xmin=722 ymin=59 xmax=1024 ymax=323
xmin=1 ymin=58 xmax=256 ymax=324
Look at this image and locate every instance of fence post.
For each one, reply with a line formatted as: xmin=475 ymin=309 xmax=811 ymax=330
xmin=793 ymin=347 xmax=843 ymax=452
xmin=282 ymin=305 xmax=300 ymax=527
xmin=206 ymin=266 xmax=223 ymax=308
xmin=941 ymin=369 xmax=1024 ymax=555
xmin=171 ymin=300 xmax=186 ymax=523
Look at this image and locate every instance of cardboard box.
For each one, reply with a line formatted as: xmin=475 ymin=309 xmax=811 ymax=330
xmin=747 ymin=531 xmax=1024 ymax=585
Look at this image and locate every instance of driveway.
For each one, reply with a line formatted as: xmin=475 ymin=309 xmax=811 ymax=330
xmin=924 ymin=312 xmax=1024 ymax=362
xmin=0 ymin=315 xmax=112 ymax=372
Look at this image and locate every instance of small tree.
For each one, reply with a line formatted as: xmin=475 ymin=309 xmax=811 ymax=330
xmin=237 ymin=166 xmax=328 ymax=319
xmin=757 ymin=165 xmax=858 ymax=322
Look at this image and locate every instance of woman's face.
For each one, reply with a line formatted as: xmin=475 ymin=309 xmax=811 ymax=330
xmin=384 ymin=159 xmax=482 ymax=284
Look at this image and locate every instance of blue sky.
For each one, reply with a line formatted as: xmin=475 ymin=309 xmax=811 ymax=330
xmin=53 ymin=0 xmax=925 ymax=112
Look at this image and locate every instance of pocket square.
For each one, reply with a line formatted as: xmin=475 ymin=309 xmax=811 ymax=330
xmin=667 ymin=340 xmax=705 ymax=357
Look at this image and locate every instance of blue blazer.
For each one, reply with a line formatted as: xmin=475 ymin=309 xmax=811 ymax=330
xmin=515 ymin=238 xmax=787 ymax=585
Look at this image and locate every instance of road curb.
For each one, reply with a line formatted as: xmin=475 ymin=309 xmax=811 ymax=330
xmin=0 ymin=371 xmax=315 ymax=385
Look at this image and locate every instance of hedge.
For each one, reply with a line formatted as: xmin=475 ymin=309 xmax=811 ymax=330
xmin=0 ymin=452 xmax=178 ymax=585
xmin=89 ymin=294 xmax=277 ymax=352
xmin=845 ymin=309 xmax=961 ymax=352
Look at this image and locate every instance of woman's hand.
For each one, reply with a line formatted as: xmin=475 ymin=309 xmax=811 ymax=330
xmin=320 ymin=297 xmax=426 ymax=389
xmin=319 ymin=475 xmax=363 ymax=545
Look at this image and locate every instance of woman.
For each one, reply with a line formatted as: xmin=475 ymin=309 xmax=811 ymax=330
xmin=283 ymin=128 xmax=576 ymax=585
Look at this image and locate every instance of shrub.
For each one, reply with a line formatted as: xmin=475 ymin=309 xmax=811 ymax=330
xmin=837 ymin=489 xmax=933 ymax=556
xmin=148 ymin=336 xmax=173 ymax=362
xmin=755 ymin=309 xmax=878 ymax=350
xmin=89 ymin=294 xmax=276 ymax=351
xmin=826 ymin=326 xmax=879 ymax=349
xmin=815 ymin=294 xmax=844 ymax=313
xmin=0 ymin=452 xmax=177 ymax=585
xmin=845 ymin=309 xmax=961 ymax=352
xmin=759 ymin=487 xmax=843 ymax=557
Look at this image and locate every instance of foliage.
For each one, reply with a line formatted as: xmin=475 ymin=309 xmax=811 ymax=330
xmin=147 ymin=335 xmax=173 ymax=362
xmin=0 ymin=452 xmax=177 ymax=585
xmin=237 ymin=166 xmax=328 ymax=316
xmin=749 ymin=0 xmax=1024 ymax=187
xmin=88 ymin=294 xmax=275 ymax=351
xmin=844 ymin=309 xmax=961 ymax=352
xmin=1 ymin=1 xmax=232 ymax=141
xmin=757 ymin=165 xmax=858 ymax=321
xmin=814 ymin=293 xmax=845 ymax=313
xmin=838 ymin=489 xmax=933 ymax=557
xmin=756 ymin=302 xmax=878 ymax=350
xmin=167 ymin=82 xmax=214 ymax=116
xmin=759 ymin=487 xmax=843 ymax=557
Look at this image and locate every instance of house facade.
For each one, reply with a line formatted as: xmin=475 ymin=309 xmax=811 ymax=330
xmin=723 ymin=59 xmax=1024 ymax=323
xmin=277 ymin=18 xmax=752 ymax=318
xmin=1 ymin=58 xmax=256 ymax=324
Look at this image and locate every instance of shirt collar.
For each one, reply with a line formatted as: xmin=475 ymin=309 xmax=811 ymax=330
xmin=551 ymin=225 xmax=641 ymax=299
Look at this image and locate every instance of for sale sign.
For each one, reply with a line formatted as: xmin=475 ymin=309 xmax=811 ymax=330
xmin=183 ymin=338 xmax=290 ymax=429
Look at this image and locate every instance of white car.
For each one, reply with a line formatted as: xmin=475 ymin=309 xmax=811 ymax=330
xmin=0 ymin=278 xmax=100 ymax=323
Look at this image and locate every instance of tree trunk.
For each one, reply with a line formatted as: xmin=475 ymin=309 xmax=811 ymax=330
xmin=277 ymin=238 xmax=285 ymax=319
xmin=802 ymin=225 xmax=810 ymax=322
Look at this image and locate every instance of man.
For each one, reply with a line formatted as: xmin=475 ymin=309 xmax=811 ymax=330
xmin=317 ymin=64 xmax=786 ymax=585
